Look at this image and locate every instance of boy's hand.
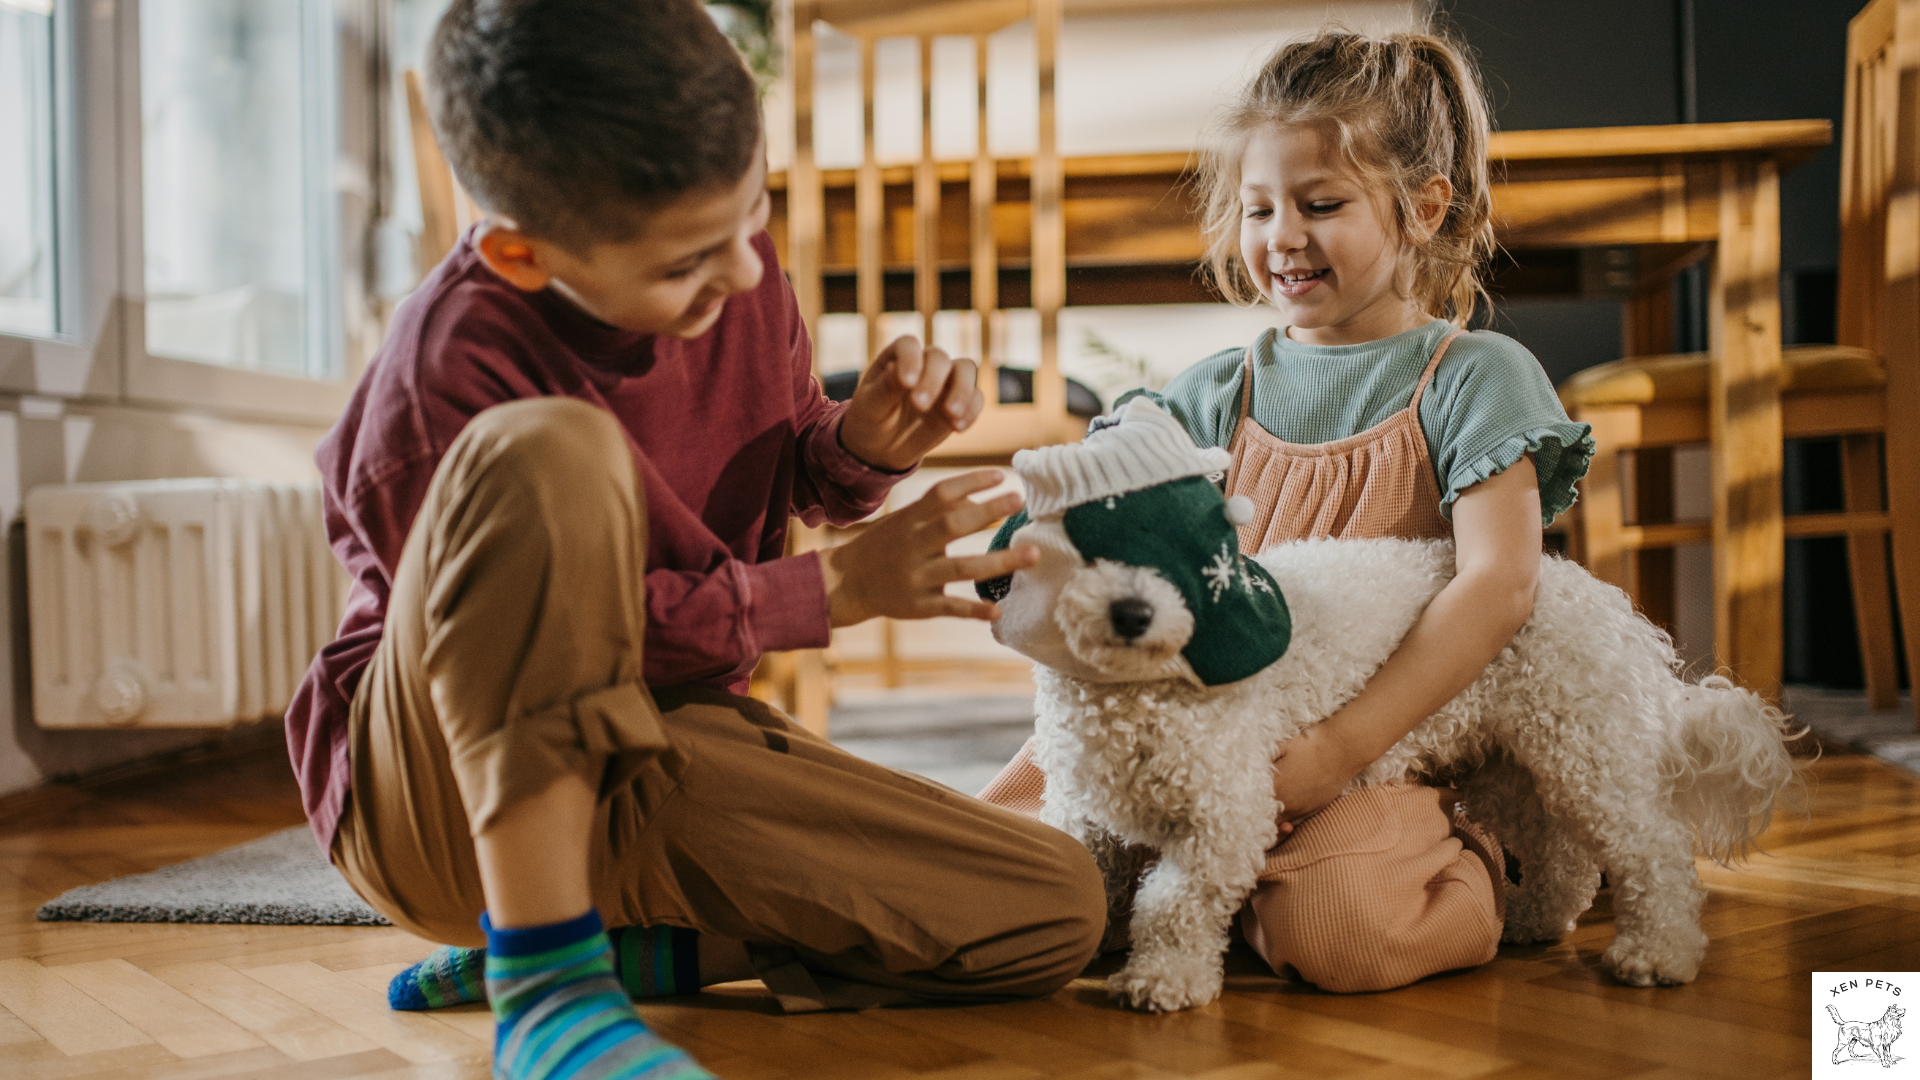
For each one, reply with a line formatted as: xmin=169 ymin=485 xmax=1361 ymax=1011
xmin=837 ymin=336 xmax=986 ymax=472
xmin=819 ymin=470 xmax=1038 ymax=627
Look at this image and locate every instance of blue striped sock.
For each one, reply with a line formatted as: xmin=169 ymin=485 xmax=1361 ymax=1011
xmin=485 ymin=910 xmax=711 ymax=1080
xmin=389 ymin=945 xmax=487 ymax=1010
xmin=387 ymin=927 xmax=700 ymax=1011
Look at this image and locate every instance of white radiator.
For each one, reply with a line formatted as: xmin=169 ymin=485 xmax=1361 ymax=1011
xmin=24 ymin=480 xmax=348 ymax=729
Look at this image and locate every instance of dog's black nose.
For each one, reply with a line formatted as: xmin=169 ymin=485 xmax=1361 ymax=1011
xmin=1109 ymin=598 xmax=1154 ymax=640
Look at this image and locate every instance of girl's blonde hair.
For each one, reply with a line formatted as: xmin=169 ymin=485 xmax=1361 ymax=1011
xmin=1196 ymin=30 xmax=1496 ymax=326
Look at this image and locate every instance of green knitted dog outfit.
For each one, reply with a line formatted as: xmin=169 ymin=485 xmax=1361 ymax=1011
xmin=980 ymin=398 xmax=1291 ymax=686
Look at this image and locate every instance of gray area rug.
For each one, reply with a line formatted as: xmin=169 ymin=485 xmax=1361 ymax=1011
xmin=1783 ymin=685 xmax=1920 ymax=779
xmin=36 ymin=826 xmax=390 ymax=926
xmin=34 ymin=692 xmax=1037 ymax=926
xmin=828 ymin=692 xmax=1034 ymax=797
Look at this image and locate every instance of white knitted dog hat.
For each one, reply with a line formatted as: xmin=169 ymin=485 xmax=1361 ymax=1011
xmin=1014 ymin=397 xmax=1235 ymax=519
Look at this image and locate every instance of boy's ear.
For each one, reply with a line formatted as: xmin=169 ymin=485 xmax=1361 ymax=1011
xmin=473 ymin=221 xmax=553 ymax=292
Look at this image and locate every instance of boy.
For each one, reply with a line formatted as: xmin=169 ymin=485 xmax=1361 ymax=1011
xmin=284 ymin=1 xmax=1107 ymax=1077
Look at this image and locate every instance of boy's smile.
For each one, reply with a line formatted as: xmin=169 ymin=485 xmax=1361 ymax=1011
xmin=472 ymin=151 xmax=772 ymax=341
xmin=1237 ymin=125 xmax=1440 ymax=346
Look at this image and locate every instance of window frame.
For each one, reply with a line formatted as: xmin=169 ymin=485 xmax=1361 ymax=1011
xmin=0 ymin=0 xmax=382 ymax=427
xmin=0 ymin=0 xmax=105 ymax=400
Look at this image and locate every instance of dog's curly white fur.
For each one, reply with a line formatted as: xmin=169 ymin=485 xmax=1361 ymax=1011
xmin=1002 ymin=534 xmax=1799 ymax=1013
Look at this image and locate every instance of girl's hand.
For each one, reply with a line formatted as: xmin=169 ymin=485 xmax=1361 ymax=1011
xmin=1271 ymin=723 xmax=1364 ymax=829
xmin=837 ymin=336 xmax=985 ymax=472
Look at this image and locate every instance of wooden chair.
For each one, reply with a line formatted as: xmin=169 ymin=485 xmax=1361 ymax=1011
xmin=1560 ymin=0 xmax=1920 ymax=713
xmin=1839 ymin=0 xmax=1920 ymax=710
xmin=1559 ymin=345 xmax=1898 ymax=701
xmin=772 ymin=0 xmax=1085 ymax=732
xmin=404 ymin=69 xmax=479 ymax=273
xmin=786 ymin=0 xmax=1080 ymax=457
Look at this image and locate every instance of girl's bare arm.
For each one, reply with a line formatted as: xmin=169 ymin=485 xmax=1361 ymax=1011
xmin=1269 ymin=455 xmax=1543 ymax=821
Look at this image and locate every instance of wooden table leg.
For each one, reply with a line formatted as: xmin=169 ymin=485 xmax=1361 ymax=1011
xmin=1709 ymin=156 xmax=1786 ymax=699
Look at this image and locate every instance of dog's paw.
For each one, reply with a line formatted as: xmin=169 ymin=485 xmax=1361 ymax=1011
xmin=1107 ymin=961 xmax=1223 ymax=1013
xmin=1500 ymin=920 xmax=1575 ymax=946
xmin=1602 ymin=933 xmax=1704 ymax=987
xmin=1500 ymin=890 xmax=1579 ymax=945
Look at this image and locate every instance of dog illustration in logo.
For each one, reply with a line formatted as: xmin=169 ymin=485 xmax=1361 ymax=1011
xmin=1828 ymin=1003 xmax=1905 ymax=1067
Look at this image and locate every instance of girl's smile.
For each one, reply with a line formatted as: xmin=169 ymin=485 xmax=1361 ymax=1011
xmin=1238 ymin=124 xmax=1442 ymax=345
xmin=1270 ymin=264 xmax=1331 ymax=296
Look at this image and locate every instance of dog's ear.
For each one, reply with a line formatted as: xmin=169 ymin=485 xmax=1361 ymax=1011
xmin=977 ymin=508 xmax=1031 ymax=602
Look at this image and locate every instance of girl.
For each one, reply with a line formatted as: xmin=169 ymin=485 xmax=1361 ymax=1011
xmin=980 ymin=29 xmax=1594 ymax=993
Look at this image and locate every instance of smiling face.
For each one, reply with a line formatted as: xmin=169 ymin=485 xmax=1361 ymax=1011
xmin=1237 ymin=123 xmax=1431 ymax=346
xmin=474 ymin=152 xmax=772 ymax=339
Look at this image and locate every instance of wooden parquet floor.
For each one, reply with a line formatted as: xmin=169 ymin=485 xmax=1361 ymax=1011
xmin=0 ymin=736 xmax=1913 ymax=1080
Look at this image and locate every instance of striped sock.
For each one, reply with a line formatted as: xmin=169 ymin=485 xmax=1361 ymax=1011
xmin=608 ymin=926 xmax=701 ymax=998
xmin=389 ymin=945 xmax=487 ymax=1010
xmin=485 ymin=910 xmax=711 ymax=1080
xmin=388 ymin=926 xmax=701 ymax=1011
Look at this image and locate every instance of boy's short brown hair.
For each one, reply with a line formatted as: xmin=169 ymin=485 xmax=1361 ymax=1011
xmin=427 ymin=0 xmax=761 ymax=252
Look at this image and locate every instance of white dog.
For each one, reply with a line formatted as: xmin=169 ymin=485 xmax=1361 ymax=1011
xmin=981 ymin=399 xmax=1799 ymax=1013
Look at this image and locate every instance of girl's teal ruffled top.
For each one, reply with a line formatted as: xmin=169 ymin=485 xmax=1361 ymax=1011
xmin=1135 ymin=319 xmax=1595 ymax=527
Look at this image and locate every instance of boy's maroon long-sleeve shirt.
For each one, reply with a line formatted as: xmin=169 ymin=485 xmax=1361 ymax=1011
xmin=287 ymin=232 xmax=901 ymax=850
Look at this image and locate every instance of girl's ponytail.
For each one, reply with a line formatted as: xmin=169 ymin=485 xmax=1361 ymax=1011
xmin=1405 ymin=34 xmax=1495 ymax=326
xmin=1195 ymin=29 xmax=1497 ymax=326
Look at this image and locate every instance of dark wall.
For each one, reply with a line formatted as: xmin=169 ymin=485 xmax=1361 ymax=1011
xmin=1443 ymin=0 xmax=1854 ymax=281
xmin=1442 ymin=0 xmax=1683 ymax=385
xmin=1441 ymin=0 xmax=1885 ymax=689
xmin=1444 ymin=0 xmax=1679 ymax=130
xmin=1694 ymin=0 xmax=1855 ymax=281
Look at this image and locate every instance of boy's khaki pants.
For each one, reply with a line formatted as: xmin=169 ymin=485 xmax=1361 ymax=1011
xmin=329 ymin=398 xmax=1106 ymax=1011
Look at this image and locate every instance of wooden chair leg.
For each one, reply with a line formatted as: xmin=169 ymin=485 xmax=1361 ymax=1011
xmin=784 ymin=519 xmax=835 ymax=737
xmin=1559 ymin=500 xmax=1587 ymax=565
xmin=880 ymin=618 xmax=901 ymax=689
xmin=1841 ymin=434 xmax=1900 ymax=709
xmin=1632 ymin=446 xmax=1677 ymax=631
xmin=794 ymin=649 xmax=832 ymax=738
xmin=1888 ymin=433 xmax=1920 ymax=720
xmin=749 ymin=650 xmax=798 ymax=713
xmin=1572 ymin=406 xmax=1639 ymax=592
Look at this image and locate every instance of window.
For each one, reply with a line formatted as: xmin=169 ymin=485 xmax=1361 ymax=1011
xmin=0 ymin=0 xmax=57 ymax=339
xmin=140 ymin=0 xmax=337 ymax=379
xmin=386 ymin=0 xmax=455 ymax=294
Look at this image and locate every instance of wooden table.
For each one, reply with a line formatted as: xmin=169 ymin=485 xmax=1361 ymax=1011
xmin=769 ymin=119 xmax=1833 ymax=696
xmin=1493 ymin=120 xmax=1830 ymax=698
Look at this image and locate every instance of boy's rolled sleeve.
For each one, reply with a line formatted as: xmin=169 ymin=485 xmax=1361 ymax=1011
xmin=643 ymin=554 xmax=829 ymax=685
xmin=744 ymin=551 xmax=833 ymax=655
xmin=791 ymin=406 xmax=909 ymax=527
